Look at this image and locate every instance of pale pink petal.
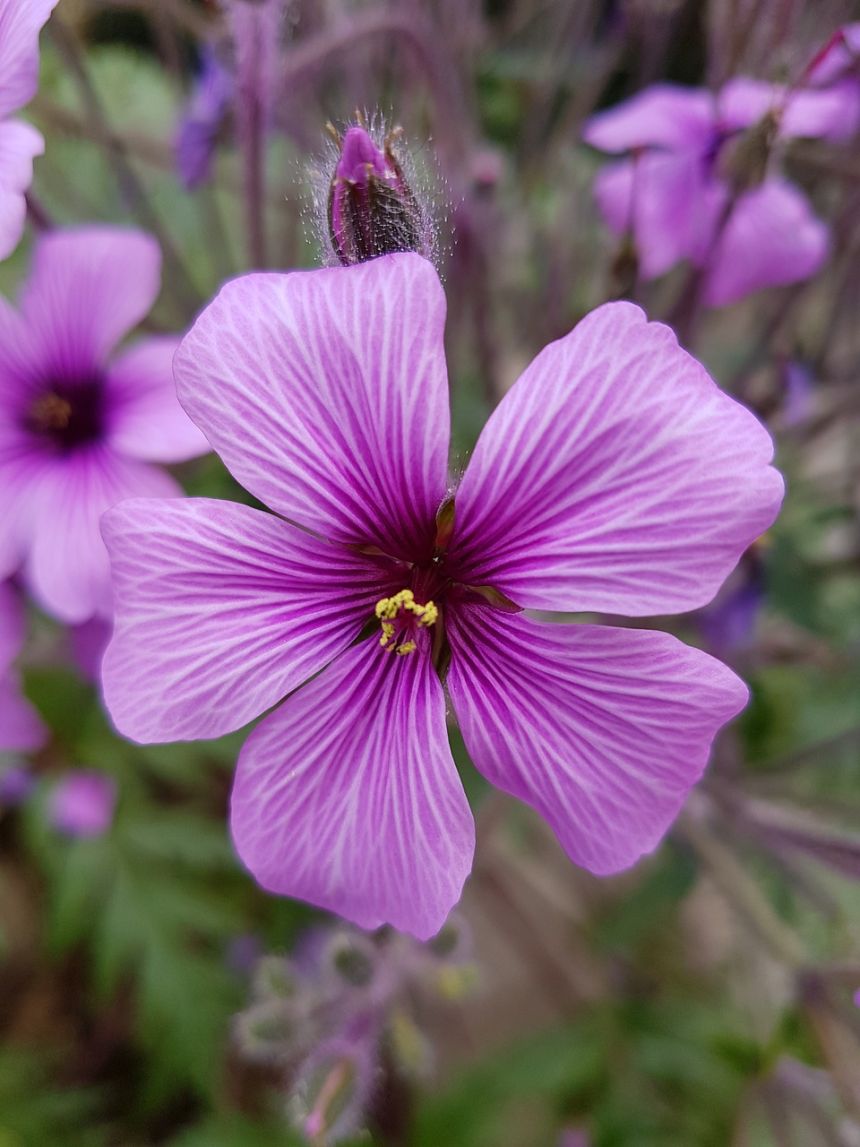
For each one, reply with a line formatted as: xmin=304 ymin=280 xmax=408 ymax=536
xmin=105 ymin=337 xmax=211 ymax=463
xmin=0 ymin=579 xmax=23 ymax=670
xmin=0 ymin=673 xmax=45 ymax=752
xmin=448 ymin=302 xmax=783 ymax=615
xmin=705 ymin=180 xmax=829 ymax=307
xmin=0 ymin=0 xmax=58 ymax=118
xmin=0 ymin=582 xmax=43 ymax=751
xmin=0 ymin=119 xmax=43 ymax=260
xmin=69 ymin=615 xmax=111 ymax=683
xmin=19 ymin=228 xmax=162 ymax=377
xmin=231 ymin=641 xmax=474 ymax=939
xmin=0 ymin=428 xmax=45 ymax=583
xmin=583 ymin=84 xmax=715 ymax=154
xmin=174 ymin=253 xmax=451 ymax=561
xmin=25 ymin=446 xmax=181 ymax=624
xmin=717 ymin=76 xmax=859 ymax=141
xmin=101 ymin=498 xmax=396 ymax=743
xmin=447 ymin=607 xmax=747 ymax=874
xmin=594 ymin=153 xmax=717 ymax=279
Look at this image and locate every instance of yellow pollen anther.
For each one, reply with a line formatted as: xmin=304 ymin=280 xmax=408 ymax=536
xmin=374 ymin=588 xmax=438 ymax=628
xmin=374 ymin=588 xmax=438 ymax=656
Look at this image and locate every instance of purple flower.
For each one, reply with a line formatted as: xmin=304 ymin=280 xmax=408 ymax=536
xmin=0 ymin=580 xmax=44 ymax=752
xmin=49 ymin=769 xmax=116 ymax=838
xmin=101 ymin=254 xmax=782 ymax=939
xmin=583 ymin=79 xmax=849 ymax=305
xmin=0 ymin=227 xmax=210 ymax=623
xmin=0 ymin=0 xmax=57 ymax=260
xmin=175 ymin=47 xmax=233 ymax=190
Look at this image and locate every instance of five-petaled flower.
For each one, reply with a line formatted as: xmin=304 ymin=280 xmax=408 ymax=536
xmin=101 ymin=253 xmax=783 ymax=939
xmin=0 ymin=227 xmax=209 ymax=623
xmin=583 ymin=78 xmax=855 ymax=306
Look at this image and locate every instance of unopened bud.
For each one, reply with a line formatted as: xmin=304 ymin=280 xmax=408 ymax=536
xmin=291 ymin=1039 xmax=375 ymax=1145
xmin=234 ymin=1000 xmax=301 ymax=1063
xmin=388 ymin=1007 xmax=433 ymax=1079
xmin=252 ymin=954 xmax=298 ymax=1000
xmin=324 ymin=932 xmax=376 ymax=988
xmin=325 ymin=117 xmax=429 ymax=266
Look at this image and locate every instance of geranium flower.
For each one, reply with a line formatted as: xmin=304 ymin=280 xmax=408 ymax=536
xmin=0 ymin=0 xmax=58 ymax=260
xmin=0 ymin=227 xmax=210 ymax=623
xmin=0 ymin=580 xmax=44 ymax=752
xmin=583 ymin=79 xmax=852 ymax=305
xmin=101 ymin=254 xmax=782 ymax=939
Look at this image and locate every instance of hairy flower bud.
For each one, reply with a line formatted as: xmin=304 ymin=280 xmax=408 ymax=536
xmin=252 ymin=954 xmax=298 ymax=1000
xmin=291 ymin=1038 xmax=375 ymax=1145
xmin=325 ymin=118 xmax=431 ymax=266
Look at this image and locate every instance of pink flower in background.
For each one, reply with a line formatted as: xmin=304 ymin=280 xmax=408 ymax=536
xmin=49 ymin=769 xmax=116 ymax=837
xmin=175 ymin=46 xmax=233 ymax=190
xmin=0 ymin=227 xmax=209 ymax=623
xmin=0 ymin=0 xmax=58 ymax=260
xmin=0 ymin=580 xmax=44 ymax=752
xmin=583 ymin=79 xmax=849 ymax=306
xmin=101 ymin=254 xmax=782 ymax=939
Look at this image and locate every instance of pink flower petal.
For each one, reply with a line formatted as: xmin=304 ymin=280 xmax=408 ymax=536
xmin=0 ymin=673 xmax=44 ymax=752
xmin=105 ymin=336 xmax=211 ymax=463
xmin=102 ymin=498 xmax=395 ymax=743
xmin=174 ymin=253 xmax=451 ymax=561
xmin=0 ymin=584 xmax=44 ymax=751
xmin=19 ymin=228 xmax=162 ymax=377
xmin=447 ymin=607 xmax=747 ymax=874
xmin=594 ymin=153 xmax=717 ymax=279
xmin=0 ymin=579 xmax=24 ymax=670
xmin=0 ymin=119 xmax=43 ymax=261
xmin=704 ymin=180 xmax=829 ymax=307
xmin=717 ymin=76 xmax=859 ymax=141
xmin=231 ymin=641 xmax=474 ymax=939
xmin=449 ymin=302 xmax=783 ymax=615
xmin=25 ymin=446 xmax=181 ymax=624
xmin=583 ymin=84 xmax=715 ymax=154
xmin=0 ymin=0 xmax=58 ymax=119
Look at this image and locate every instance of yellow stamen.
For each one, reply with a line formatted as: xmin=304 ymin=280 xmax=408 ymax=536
xmin=374 ymin=588 xmax=438 ymax=627
xmin=374 ymin=588 xmax=438 ymax=657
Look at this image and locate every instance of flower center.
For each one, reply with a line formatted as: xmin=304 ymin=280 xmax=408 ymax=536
xmin=375 ymin=588 xmax=439 ymax=656
xmin=26 ymin=381 xmax=105 ymax=451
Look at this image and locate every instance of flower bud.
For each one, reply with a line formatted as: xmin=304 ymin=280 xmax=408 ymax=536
xmin=234 ymin=999 xmax=303 ymax=1064
xmin=326 ymin=119 xmax=429 ymax=266
xmin=252 ymin=954 xmax=298 ymax=1000
xmin=323 ymin=931 xmax=376 ymax=988
xmin=291 ymin=1037 xmax=375 ymax=1145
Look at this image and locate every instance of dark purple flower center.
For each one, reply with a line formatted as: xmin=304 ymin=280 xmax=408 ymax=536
xmin=25 ymin=381 xmax=105 ymax=452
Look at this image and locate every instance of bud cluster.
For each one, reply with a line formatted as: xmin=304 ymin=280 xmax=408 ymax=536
xmin=234 ymin=918 xmax=475 ymax=1144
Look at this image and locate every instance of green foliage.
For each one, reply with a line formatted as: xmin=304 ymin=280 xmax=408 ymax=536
xmin=0 ymin=1050 xmax=104 ymax=1147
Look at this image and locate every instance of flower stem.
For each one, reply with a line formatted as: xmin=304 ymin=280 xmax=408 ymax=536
xmin=48 ymin=16 xmax=201 ymax=316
